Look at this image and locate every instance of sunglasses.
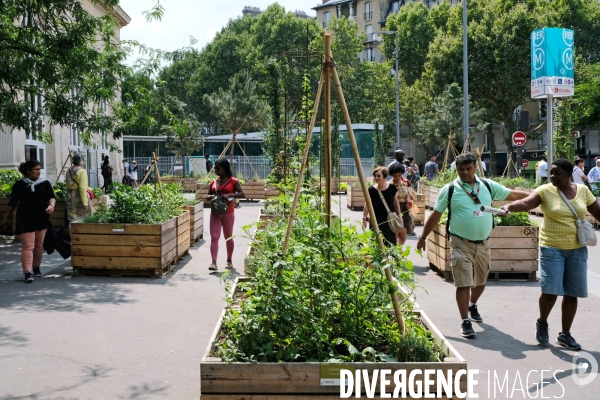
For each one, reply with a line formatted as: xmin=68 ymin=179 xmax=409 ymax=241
xmin=469 ymin=191 xmax=481 ymax=204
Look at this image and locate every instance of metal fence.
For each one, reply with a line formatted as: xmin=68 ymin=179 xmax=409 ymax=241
xmin=126 ymin=156 xmax=396 ymax=180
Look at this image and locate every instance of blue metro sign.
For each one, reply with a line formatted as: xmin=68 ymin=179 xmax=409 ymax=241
xmin=531 ymin=28 xmax=574 ymax=99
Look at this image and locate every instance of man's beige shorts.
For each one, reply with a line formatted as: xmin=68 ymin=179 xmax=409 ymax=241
xmin=450 ymin=236 xmax=491 ymax=288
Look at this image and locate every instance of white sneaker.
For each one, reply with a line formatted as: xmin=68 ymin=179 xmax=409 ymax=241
xmin=208 ymin=262 xmax=218 ymax=271
xmin=225 ymin=261 xmax=233 ymax=270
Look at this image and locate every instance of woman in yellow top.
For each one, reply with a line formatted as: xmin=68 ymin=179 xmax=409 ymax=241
xmin=389 ymin=162 xmax=414 ymax=245
xmin=502 ymin=158 xmax=600 ymax=350
xmin=65 ymin=153 xmax=90 ymax=224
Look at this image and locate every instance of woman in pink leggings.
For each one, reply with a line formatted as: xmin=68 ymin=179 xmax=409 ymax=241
xmin=207 ymin=158 xmax=245 ymax=271
xmin=2 ymin=161 xmax=56 ymax=283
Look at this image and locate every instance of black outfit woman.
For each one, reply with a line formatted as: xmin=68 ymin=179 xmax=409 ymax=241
xmin=367 ymin=185 xmax=398 ymax=246
xmin=101 ymin=156 xmax=113 ymax=193
xmin=9 ymin=180 xmax=54 ymax=235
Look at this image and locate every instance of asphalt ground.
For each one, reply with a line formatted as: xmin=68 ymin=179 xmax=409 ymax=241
xmin=0 ymin=196 xmax=599 ymax=399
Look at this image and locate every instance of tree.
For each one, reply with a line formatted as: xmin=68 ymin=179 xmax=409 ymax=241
xmin=0 ymin=0 xmax=127 ymax=143
xmin=162 ymin=97 xmax=203 ymax=177
xmin=203 ymin=71 xmax=270 ymax=165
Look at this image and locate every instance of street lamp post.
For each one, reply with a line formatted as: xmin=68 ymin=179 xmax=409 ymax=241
xmin=375 ymin=31 xmax=400 ymax=149
xmin=462 ymin=0 xmax=470 ymax=151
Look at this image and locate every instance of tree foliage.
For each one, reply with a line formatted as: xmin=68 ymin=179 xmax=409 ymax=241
xmin=0 ymin=0 xmax=127 ymax=143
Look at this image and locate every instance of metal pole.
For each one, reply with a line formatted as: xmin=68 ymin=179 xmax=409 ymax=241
xmin=547 ymin=94 xmax=554 ymax=166
xmin=395 ymin=32 xmax=400 ymax=149
xmin=462 ymin=0 xmax=469 ymax=151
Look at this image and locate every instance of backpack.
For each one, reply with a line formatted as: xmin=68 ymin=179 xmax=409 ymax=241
xmin=446 ymin=178 xmax=494 ymax=240
xmin=128 ymin=165 xmax=133 ymax=173
xmin=210 ymin=179 xmax=232 ymax=215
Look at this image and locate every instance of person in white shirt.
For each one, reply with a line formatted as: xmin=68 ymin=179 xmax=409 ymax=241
xmin=537 ymin=157 xmax=548 ymax=183
xmin=587 ymin=159 xmax=600 ymax=183
xmin=572 ymin=158 xmax=588 ymax=185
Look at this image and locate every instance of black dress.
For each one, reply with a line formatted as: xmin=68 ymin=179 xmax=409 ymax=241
xmin=367 ymin=185 xmax=398 ymax=247
xmin=8 ymin=180 xmax=55 ymax=234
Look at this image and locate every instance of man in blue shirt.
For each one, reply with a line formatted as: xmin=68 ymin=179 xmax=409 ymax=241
xmin=417 ymin=153 xmax=529 ymax=338
xmin=587 ymin=159 xmax=600 ymax=184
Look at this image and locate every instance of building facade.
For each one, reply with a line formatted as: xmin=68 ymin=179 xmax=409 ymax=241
xmin=0 ymin=2 xmax=131 ymax=187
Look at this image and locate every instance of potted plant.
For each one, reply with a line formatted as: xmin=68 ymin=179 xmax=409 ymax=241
xmin=203 ymin=198 xmax=467 ymax=398
xmin=427 ymin=210 xmax=539 ymax=281
xmin=71 ymin=184 xmax=187 ymax=277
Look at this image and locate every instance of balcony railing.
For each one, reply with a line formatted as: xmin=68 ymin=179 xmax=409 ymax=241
xmin=364 ymin=33 xmax=374 ymax=43
xmin=364 ymin=11 xmax=372 ymax=20
xmin=322 ymin=21 xmax=329 ymax=28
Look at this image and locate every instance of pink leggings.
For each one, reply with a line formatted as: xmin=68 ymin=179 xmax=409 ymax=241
xmin=210 ymin=213 xmax=235 ymax=262
xmin=21 ymin=229 xmax=47 ymax=273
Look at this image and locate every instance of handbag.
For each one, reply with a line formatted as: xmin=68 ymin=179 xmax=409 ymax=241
xmin=210 ymin=179 xmax=231 ymax=215
xmin=557 ymin=189 xmax=597 ymax=247
xmin=376 ymin=185 xmax=404 ymax=234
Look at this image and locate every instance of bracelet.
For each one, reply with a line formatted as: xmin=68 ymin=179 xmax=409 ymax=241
xmin=418 ymin=237 xmax=426 ymax=241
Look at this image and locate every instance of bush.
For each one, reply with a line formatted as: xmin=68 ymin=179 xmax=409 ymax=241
xmin=0 ymin=169 xmax=22 ymax=197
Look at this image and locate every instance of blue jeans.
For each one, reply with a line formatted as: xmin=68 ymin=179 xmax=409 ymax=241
xmin=540 ymin=246 xmax=588 ymax=298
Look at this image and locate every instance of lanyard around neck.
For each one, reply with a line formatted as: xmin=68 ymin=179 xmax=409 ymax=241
xmin=456 ymin=178 xmax=480 ymax=201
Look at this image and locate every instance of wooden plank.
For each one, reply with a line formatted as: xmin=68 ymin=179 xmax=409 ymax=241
xmin=427 ymin=247 xmax=451 ymax=271
xmin=71 ymin=245 xmax=162 ymax=258
xmin=71 ymin=218 xmax=175 ymax=235
xmin=491 ymin=260 xmax=538 ymax=272
xmin=490 ymin=226 xmax=539 ymax=238
xmin=490 ymin=248 xmax=538 ymax=260
xmin=71 ymin=256 xmax=162 ymax=269
xmin=71 ymin=230 xmax=175 ymax=246
xmin=491 ymin=237 xmax=538 ymax=249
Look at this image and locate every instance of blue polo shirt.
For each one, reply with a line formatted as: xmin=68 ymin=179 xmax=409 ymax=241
xmin=434 ymin=176 xmax=511 ymax=241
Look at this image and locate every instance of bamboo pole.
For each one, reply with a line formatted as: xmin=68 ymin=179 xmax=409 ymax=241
xmin=55 ymin=149 xmax=72 ymax=184
xmin=330 ymin=53 xmax=406 ymax=337
xmin=323 ymin=32 xmax=332 ymax=228
xmin=281 ymin=70 xmax=325 ymax=255
xmin=152 ymin=152 xmax=165 ymax=205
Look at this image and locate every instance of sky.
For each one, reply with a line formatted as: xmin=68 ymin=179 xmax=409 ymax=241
xmin=119 ymin=0 xmax=317 ymax=64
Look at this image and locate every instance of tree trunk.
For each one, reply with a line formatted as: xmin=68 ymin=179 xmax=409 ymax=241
xmin=230 ymin=133 xmax=236 ymax=175
xmin=487 ymin=123 xmax=497 ymax=177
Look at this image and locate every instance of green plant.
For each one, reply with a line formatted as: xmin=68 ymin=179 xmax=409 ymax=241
xmin=0 ymin=169 xmax=22 ymax=197
xmin=430 ymin=169 xmax=457 ymax=188
xmin=214 ymin=194 xmax=444 ymax=364
xmin=340 ymin=182 xmax=348 ymax=191
xmin=91 ymin=187 xmax=103 ymax=199
xmin=90 ymin=183 xmax=185 ymax=224
xmin=53 ymin=182 xmax=67 ymax=202
xmin=494 ymin=211 xmax=537 ymax=227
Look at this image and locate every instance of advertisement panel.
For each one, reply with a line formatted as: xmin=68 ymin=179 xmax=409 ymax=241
xmin=530 ymin=28 xmax=574 ymax=98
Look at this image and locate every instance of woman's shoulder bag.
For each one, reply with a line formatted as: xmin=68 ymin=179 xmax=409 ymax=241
xmin=210 ymin=179 xmax=231 ymax=215
xmin=376 ymin=185 xmax=404 ymax=234
xmin=557 ymin=189 xmax=597 ymax=246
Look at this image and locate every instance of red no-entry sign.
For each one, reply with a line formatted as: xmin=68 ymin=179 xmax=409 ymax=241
xmin=522 ymin=159 xmax=529 ymax=168
xmin=512 ymin=131 xmax=527 ymax=146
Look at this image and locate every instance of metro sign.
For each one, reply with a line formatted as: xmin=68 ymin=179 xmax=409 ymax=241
xmin=531 ymin=28 xmax=574 ymax=99
xmin=512 ymin=131 xmax=527 ymax=146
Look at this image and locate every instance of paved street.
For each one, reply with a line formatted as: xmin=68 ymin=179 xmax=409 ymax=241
xmin=1 ymin=197 xmax=599 ymax=399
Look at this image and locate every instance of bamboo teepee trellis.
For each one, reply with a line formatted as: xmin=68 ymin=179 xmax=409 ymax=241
xmin=280 ymin=32 xmax=406 ymax=336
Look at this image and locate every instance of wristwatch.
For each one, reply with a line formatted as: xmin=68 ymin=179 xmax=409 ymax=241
xmin=418 ymin=236 xmax=426 ymax=241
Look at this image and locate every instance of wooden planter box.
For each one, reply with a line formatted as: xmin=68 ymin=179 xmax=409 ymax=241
xmin=427 ymin=186 xmax=441 ymax=209
xmin=176 ymin=211 xmax=191 ymax=259
xmin=241 ymin=181 xmax=266 ymax=200
xmin=0 ymin=198 xmax=16 ymax=236
xmin=200 ymin=277 xmax=467 ymax=399
xmin=427 ymin=224 xmax=539 ymax=281
xmin=412 ymin=193 xmax=426 ymax=225
xmin=160 ymin=177 xmax=199 ymax=192
xmin=265 ymin=185 xmax=280 ymax=199
xmin=347 ymin=185 xmax=365 ymax=211
xmin=181 ymin=202 xmax=204 ymax=246
xmin=70 ymin=217 xmax=178 ymax=277
xmin=161 ymin=177 xmax=181 ymax=185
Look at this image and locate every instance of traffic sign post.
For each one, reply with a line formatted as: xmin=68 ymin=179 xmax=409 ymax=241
xmin=512 ymin=131 xmax=527 ymax=146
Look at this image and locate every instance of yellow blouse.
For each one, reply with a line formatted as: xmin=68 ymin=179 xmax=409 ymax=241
xmin=65 ymin=168 xmax=89 ymax=206
xmin=535 ymin=183 xmax=596 ymax=249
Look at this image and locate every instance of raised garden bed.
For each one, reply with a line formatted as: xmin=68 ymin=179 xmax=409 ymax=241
xmin=181 ymin=202 xmax=204 ymax=246
xmin=427 ymin=223 xmax=539 ymax=281
xmin=175 ymin=210 xmax=190 ymax=259
xmin=346 ymin=184 xmax=365 ymax=211
xmin=70 ymin=217 xmax=178 ymax=277
xmin=241 ymin=181 xmax=266 ymax=200
xmin=196 ymin=183 xmax=212 ymax=206
xmin=412 ymin=193 xmax=426 ymax=225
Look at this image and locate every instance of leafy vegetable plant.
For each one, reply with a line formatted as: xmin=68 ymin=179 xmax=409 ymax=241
xmin=0 ymin=170 xmax=22 ymax=197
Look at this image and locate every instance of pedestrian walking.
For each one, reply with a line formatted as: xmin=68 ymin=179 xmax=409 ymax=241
xmin=408 ymin=157 xmax=421 ymax=190
xmin=100 ymin=155 xmax=113 ymax=193
xmin=417 ymin=152 xmax=529 ymax=338
xmin=130 ymin=161 xmax=139 ymax=188
xmin=387 ymin=149 xmax=405 ymax=171
xmin=390 ymin=162 xmax=414 ymax=245
xmin=538 ymin=157 xmax=548 ymax=184
xmin=501 ymin=158 xmax=600 ymax=350
xmin=2 ymin=161 xmax=56 ymax=283
xmin=424 ymin=155 xmax=439 ymax=181
xmin=572 ymin=158 xmax=588 ymax=185
xmin=207 ymin=158 xmax=245 ymax=271
xmin=122 ymin=158 xmax=130 ymax=185
xmin=65 ymin=153 xmax=91 ymax=225
xmin=205 ymin=154 xmax=213 ymax=174
xmin=362 ymin=166 xmax=401 ymax=247
xmin=587 ymin=159 xmax=600 ymax=185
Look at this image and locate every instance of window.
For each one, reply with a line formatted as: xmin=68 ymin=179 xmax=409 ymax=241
xmin=70 ymin=87 xmax=81 ymax=148
xmin=337 ymin=5 xmax=341 ymax=18
xmin=365 ymin=25 xmax=373 ymax=42
xmin=365 ymin=48 xmax=374 ymax=62
xmin=392 ymin=1 xmax=400 ymax=14
xmin=28 ymin=91 xmax=43 ymax=140
xmin=323 ymin=11 xmax=330 ymax=28
xmin=364 ymin=2 xmax=372 ymax=20
xmin=538 ymin=99 xmax=547 ymax=120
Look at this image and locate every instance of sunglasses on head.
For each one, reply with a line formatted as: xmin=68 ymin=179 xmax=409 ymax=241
xmin=469 ymin=191 xmax=481 ymax=204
